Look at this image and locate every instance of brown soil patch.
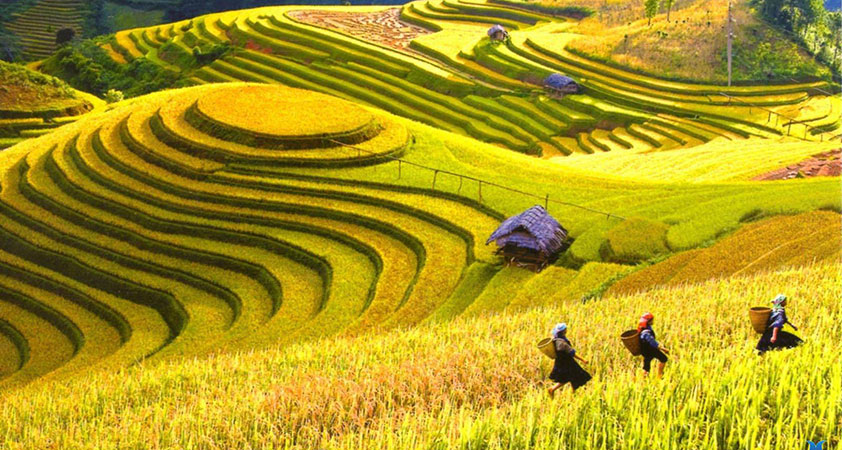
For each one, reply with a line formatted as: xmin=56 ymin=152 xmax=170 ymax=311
xmin=753 ymin=149 xmax=841 ymax=180
xmin=288 ymin=8 xmax=431 ymax=51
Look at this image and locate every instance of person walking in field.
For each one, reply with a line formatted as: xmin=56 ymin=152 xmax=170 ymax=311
xmin=547 ymin=323 xmax=591 ymax=397
xmin=756 ymin=294 xmax=803 ymax=354
xmin=638 ymin=312 xmax=669 ymax=378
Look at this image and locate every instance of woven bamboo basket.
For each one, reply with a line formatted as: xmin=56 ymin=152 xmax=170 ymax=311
xmin=537 ymin=337 xmax=556 ymax=359
xmin=621 ymin=330 xmax=641 ymax=356
xmin=750 ymin=307 xmax=772 ymax=334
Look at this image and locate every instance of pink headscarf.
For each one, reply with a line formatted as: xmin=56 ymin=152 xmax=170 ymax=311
xmin=637 ymin=312 xmax=654 ymax=333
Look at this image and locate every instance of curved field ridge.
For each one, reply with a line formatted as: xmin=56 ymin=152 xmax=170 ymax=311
xmin=0 ymin=62 xmax=100 ymax=150
xmin=0 ymin=83 xmax=501 ymax=388
xmin=608 ymin=211 xmax=841 ymax=295
xmin=94 ymin=2 xmax=838 ymax=159
xmin=193 ymin=85 xmax=380 ymax=147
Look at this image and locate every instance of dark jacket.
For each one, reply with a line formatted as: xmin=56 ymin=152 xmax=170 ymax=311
xmin=768 ymin=309 xmax=788 ymax=329
xmin=553 ymin=336 xmax=576 ymax=357
xmin=640 ymin=327 xmax=659 ymax=348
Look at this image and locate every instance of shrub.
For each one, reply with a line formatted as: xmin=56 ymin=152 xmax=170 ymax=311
xmin=104 ymin=89 xmax=124 ymax=104
xmin=192 ymin=42 xmax=233 ymax=66
xmin=40 ymin=40 xmax=185 ymax=98
xmin=600 ymin=217 xmax=670 ymax=264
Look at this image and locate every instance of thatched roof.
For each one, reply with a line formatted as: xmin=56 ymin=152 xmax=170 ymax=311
xmin=544 ymin=73 xmax=577 ymax=90
xmin=486 ymin=205 xmax=568 ymax=256
xmin=487 ymin=24 xmax=507 ymax=37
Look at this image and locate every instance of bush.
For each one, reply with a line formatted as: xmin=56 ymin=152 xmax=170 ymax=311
xmin=104 ymin=89 xmax=124 ymax=104
xmin=40 ymin=39 xmax=185 ymax=99
xmin=192 ymin=42 xmax=233 ymax=66
xmin=600 ymin=218 xmax=670 ymax=264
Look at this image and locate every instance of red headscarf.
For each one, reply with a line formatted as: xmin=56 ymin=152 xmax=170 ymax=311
xmin=637 ymin=312 xmax=654 ymax=333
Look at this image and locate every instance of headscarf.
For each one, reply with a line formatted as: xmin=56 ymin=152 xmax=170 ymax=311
xmin=771 ymin=294 xmax=787 ymax=311
xmin=637 ymin=312 xmax=654 ymax=333
xmin=552 ymin=323 xmax=567 ymax=338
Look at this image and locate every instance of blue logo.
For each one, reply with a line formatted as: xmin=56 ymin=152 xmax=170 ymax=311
xmin=807 ymin=440 xmax=826 ymax=450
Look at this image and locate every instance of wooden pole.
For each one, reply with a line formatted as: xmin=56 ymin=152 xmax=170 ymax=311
xmin=544 ymin=194 xmax=549 ymax=210
xmin=728 ymin=0 xmax=734 ymax=87
xmin=432 ymin=170 xmax=438 ymax=190
xmin=458 ymin=176 xmax=463 ymax=195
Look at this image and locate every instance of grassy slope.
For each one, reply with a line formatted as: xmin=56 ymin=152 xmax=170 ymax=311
xmin=0 ymin=82 xmax=835 ymax=384
xmin=562 ymin=0 xmax=831 ymax=82
xmin=0 ymin=262 xmax=838 ymax=449
xmin=284 ymin=115 xmax=840 ymax=260
xmin=543 ymin=136 xmax=842 ymax=182
xmin=0 ymin=61 xmax=87 ymax=114
xmin=609 ymin=210 xmax=841 ymax=295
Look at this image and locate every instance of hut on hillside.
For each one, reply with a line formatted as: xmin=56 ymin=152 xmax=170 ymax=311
xmin=487 ymin=24 xmax=509 ymax=42
xmin=486 ymin=205 xmax=569 ymax=272
xmin=544 ymin=73 xmax=579 ymax=97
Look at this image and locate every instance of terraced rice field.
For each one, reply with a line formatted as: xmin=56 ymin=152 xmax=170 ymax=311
xmin=0 ymin=81 xmax=838 ymax=389
xmin=0 ymin=83 xmax=508 ymax=387
xmin=0 ymin=262 xmax=838 ymax=449
xmin=0 ymin=2 xmax=839 ymax=447
xmin=97 ymin=0 xmax=840 ymax=160
xmin=608 ymin=211 xmax=841 ymax=295
xmin=0 ymin=64 xmax=101 ymax=151
xmin=3 ymin=0 xmax=88 ymax=61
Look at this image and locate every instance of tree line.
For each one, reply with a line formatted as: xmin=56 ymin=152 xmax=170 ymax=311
xmin=753 ymin=0 xmax=841 ymax=76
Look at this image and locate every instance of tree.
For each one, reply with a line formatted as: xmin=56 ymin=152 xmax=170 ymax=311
xmin=663 ymin=0 xmax=675 ymax=21
xmin=827 ymin=12 xmax=842 ymax=65
xmin=645 ymin=0 xmax=661 ymax=25
xmin=56 ymin=28 xmax=76 ymax=46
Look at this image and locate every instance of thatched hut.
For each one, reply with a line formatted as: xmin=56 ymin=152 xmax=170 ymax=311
xmin=544 ymin=73 xmax=579 ymax=96
xmin=486 ymin=205 xmax=569 ymax=272
xmin=487 ymin=24 xmax=509 ymax=42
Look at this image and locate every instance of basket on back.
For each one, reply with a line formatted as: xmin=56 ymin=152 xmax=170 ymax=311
xmin=537 ymin=337 xmax=556 ymax=359
xmin=750 ymin=307 xmax=772 ymax=334
xmin=620 ymin=330 xmax=641 ymax=356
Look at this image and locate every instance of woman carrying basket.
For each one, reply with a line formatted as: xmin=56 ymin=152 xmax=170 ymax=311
xmin=547 ymin=323 xmax=591 ymax=398
xmin=756 ymin=294 xmax=803 ymax=354
xmin=638 ymin=312 xmax=669 ymax=378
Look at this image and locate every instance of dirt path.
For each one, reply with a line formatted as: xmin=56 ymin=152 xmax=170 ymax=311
xmin=753 ymin=149 xmax=841 ymax=180
xmin=288 ymin=8 xmax=432 ymax=51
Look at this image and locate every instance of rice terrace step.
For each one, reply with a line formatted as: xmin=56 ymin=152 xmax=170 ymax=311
xmin=0 ymin=0 xmax=839 ymax=448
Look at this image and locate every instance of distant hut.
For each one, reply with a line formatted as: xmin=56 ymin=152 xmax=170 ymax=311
xmin=486 ymin=205 xmax=569 ymax=272
xmin=487 ymin=24 xmax=509 ymax=42
xmin=544 ymin=73 xmax=579 ymax=97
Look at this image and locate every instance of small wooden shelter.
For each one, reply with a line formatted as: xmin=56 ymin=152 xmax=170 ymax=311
xmin=544 ymin=73 xmax=579 ymax=97
xmin=486 ymin=205 xmax=569 ymax=272
xmin=487 ymin=24 xmax=509 ymax=42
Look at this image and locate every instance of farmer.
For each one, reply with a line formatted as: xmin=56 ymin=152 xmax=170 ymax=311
xmin=756 ymin=294 xmax=803 ymax=354
xmin=547 ymin=323 xmax=591 ymax=397
xmin=638 ymin=312 xmax=669 ymax=378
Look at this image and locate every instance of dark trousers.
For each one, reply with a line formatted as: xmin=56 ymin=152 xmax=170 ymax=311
xmin=641 ymin=345 xmax=668 ymax=372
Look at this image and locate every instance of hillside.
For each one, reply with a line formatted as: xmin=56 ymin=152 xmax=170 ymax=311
xmin=0 ymin=81 xmax=837 ymax=387
xmin=1 ymin=0 xmax=88 ymax=61
xmin=566 ymin=0 xmax=833 ymax=82
xmin=0 ymin=60 xmax=96 ymax=149
xmin=36 ymin=1 xmax=838 ymax=157
xmin=0 ymin=3 xmax=839 ymax=448
xmin=0 ymin=262 xmax=838 ymax=448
